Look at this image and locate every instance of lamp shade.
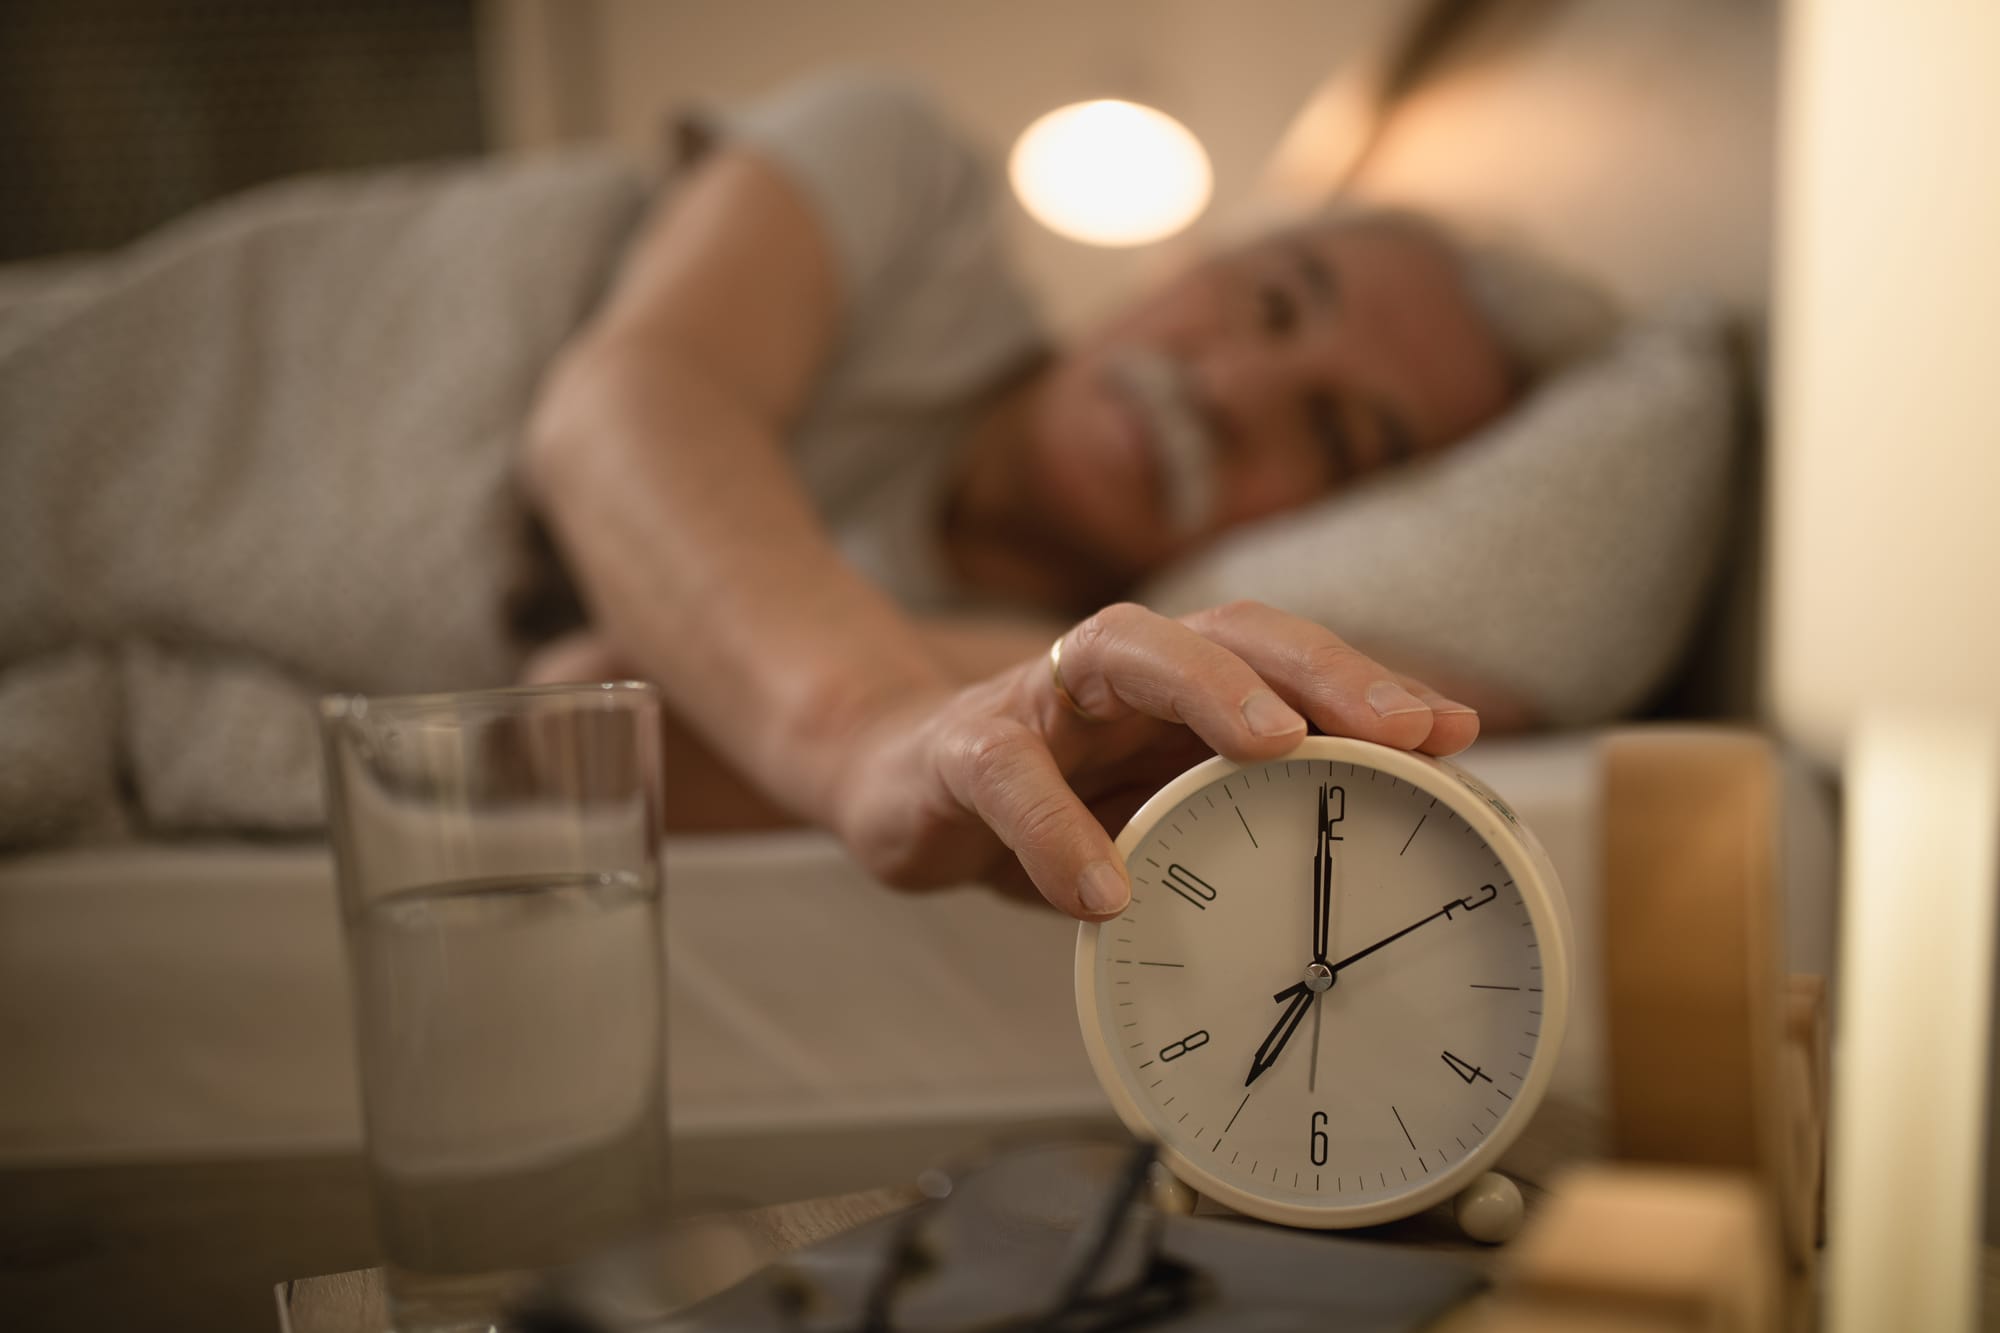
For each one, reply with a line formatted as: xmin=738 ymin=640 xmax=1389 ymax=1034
xmin=1008 ymin=99 xmax=1212 ymax=247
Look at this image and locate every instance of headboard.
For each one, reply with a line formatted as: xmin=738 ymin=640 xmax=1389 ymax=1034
xmin=1346 ymin=0 xmax=1776 ymax=324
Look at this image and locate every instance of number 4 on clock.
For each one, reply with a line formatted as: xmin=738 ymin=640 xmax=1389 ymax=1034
xmin=1442 ymin=1050 xmax=1493 ymax=1084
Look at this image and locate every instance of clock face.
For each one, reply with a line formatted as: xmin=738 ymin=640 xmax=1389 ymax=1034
xmin=1076 ymin=738 xmax=1568 ymax=1228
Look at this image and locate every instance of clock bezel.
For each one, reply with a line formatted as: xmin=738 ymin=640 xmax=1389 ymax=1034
xmin=1073 ymin=735 xmax=1572 ymax=1230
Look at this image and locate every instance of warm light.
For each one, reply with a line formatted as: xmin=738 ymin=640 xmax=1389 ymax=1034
xmin=1008 ymin=100 xmax=1212 ymax=247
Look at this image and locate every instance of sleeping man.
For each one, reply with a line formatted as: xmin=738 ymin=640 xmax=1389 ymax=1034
xmin=0 ymin=73 xmax=1727 ymax=915
xmin=519 ymin=74 xmax=1523 ymax=843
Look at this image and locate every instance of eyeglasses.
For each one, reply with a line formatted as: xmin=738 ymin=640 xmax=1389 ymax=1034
xmin=504 ymin=1138 xmax=1204 ymax=1333
xmin=773 ymin=1138 xmax=1204 ymax=1333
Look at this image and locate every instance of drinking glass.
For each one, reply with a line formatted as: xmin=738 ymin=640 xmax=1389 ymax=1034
xmin=319 ymin=681 xmax=670 ymax=1332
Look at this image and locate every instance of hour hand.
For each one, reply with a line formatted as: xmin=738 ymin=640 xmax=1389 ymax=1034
xmin=1245 ymin=983 xmax=1314 ymax=1086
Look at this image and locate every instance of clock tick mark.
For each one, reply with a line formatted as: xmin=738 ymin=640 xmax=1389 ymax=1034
xmin=1178 ymin=1113 xmax=1188 ymax=1123
xmin=1211 ymin=1140 xmax=1221 ymax=1153
xmin=1138 ymin=1060 xmax=1153 ymax=1068
xmin=1470 ymin=984 xmax=1520 ymax=991
xmin=1497 ymin=1088 xmax=1514 ymax=1101
xmin=1419 ymin=1158 xmax=1429 ymax=1174
xmin=1456 ymin=1137 xmax=1468 ymax=1150
xmin=1231 ymin=1152 xmax=1239 ymax=1164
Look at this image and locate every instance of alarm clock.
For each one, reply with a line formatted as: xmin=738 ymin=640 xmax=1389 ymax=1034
xmin=1075 ymin=736 xmax=1572 ymax=1233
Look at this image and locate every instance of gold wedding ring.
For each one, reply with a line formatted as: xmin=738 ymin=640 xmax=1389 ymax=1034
xmin=1049 ymin=634 xmax=1104 ymax=722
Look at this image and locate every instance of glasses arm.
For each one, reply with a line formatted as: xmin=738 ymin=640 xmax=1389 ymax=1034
xmin=1044 ymin=1142 xmax=1162 ymax=1318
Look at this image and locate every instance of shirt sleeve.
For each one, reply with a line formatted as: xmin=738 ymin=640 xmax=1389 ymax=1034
xmin=721 ymin=71 xmax=991 ymax=331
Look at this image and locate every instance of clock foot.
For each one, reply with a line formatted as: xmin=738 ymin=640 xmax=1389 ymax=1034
xmin=1147 ymin=1163 xmax=1199 ymax=1215
xmin=1453 ymin=1171 xmax=1524 ymax=1244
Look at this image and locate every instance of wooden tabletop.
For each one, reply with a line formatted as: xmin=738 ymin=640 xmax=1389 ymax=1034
xmin=273 ymin=1187 xmax=918 ymax=1333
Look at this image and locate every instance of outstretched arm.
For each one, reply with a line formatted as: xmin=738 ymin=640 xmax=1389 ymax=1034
xmin=525 ymin=146 xmax=947 ymax=829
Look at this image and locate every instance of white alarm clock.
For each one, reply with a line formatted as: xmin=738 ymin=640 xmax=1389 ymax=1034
xmin=1075 ymin=736 xmax=1572 ymax=1233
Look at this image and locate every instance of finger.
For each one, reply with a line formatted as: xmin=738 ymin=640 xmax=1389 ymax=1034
xmin=1054 ymin=603 xmax=1307 ymax=762
xmin=939 ymin=718 xmax=1132 ymax=921
xmin=1387 ymin=668 xmax=1481 ymax=756
xmin=1184 ymin=602 xmax=1475 ymax=754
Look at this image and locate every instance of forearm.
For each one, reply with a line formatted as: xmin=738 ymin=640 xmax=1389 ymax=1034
xmin=525 ymin=335 xmax=950 ymax=825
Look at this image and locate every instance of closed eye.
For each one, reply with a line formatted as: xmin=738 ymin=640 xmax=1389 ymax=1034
xmin=1259 ymin=284 xmax=1301 ymax=337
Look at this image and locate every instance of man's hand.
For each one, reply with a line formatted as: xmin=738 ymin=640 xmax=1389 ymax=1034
xmin=827 ymin=600 xmax=1479 ymax=920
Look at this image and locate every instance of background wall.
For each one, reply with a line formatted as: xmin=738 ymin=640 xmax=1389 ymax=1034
xmin=486 ymin=0 xmax=1775 ymax=332
xmin=485 ymin=0 xmax=1408 ymax=331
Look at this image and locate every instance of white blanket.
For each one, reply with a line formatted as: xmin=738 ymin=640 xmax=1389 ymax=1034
xmin=0 ymin=154 xmax=651 ymax=845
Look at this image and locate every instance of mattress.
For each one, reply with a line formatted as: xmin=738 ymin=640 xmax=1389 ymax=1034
xmin=0 ymin=733 xmax=1838 ymax=1170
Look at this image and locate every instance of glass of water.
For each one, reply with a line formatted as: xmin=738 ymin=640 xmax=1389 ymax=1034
xmin=319 ymin=681 xmax=669 ymax=1332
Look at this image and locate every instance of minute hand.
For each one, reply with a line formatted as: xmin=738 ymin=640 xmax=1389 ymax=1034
xmin=1327 ymin=885 xmax=1498 ymax=977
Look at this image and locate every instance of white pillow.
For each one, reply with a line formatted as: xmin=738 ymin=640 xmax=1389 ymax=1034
xmin=1134 ymin=299 xmax=1737 ymax=726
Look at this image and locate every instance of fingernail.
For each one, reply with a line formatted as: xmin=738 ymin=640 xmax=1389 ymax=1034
xmin=1367 ymin=680 xmax=1430 ymax=718
xmin=1080 ymin=860 xmax=1131 ymax=915
xmin=1242 ymin=689 xmax=1305 ymax=737
xmin=1433 ymin=698 xmax=1479 ymax=717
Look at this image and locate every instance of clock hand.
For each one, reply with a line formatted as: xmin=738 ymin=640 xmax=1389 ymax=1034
xmin=1244 ymin=983 xmax=1315 ymax=1087
xmin=1312 ymin=783 xmax=1334 ymax=963
xmin=1326 ymin=883 xmax=1499 ymax=977
xmin=1308 ymin=990 xmax=1324 ymax=1093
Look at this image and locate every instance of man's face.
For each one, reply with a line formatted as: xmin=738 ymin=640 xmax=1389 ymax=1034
xmin=1021 ymin=221 xmax=1517 ymax=582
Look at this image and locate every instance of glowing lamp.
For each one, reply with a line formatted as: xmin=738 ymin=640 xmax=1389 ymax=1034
xmin=1008 ymin=99 xmax=1212 ymax=247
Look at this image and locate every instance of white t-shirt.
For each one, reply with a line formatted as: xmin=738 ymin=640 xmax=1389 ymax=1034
xmin=722 ymin=73 xmax=1048 ymax=610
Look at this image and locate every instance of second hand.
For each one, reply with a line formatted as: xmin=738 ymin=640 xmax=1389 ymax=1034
xmin=1308 ymin=995 xmax=1323 ymax=1093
